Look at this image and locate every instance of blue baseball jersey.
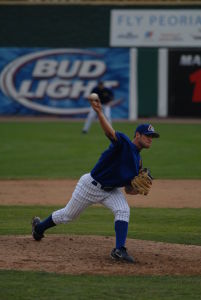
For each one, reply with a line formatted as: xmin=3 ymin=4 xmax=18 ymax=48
xmin=91 ymin=132 xmax=141 ymax=187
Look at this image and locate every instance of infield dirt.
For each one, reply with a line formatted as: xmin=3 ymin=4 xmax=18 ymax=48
xmin=0 ymin=179 xmax=201 ymax=275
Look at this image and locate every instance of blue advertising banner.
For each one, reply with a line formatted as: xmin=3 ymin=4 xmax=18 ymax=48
xmin=0 ymin=48 xmax=129 ymax=118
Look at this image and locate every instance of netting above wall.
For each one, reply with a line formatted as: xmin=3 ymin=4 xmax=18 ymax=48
xmin=0 ymin=0 xmax=201 ymax=5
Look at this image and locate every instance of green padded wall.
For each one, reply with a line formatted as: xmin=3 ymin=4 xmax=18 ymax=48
xmin=138 ymin=48 xmax=158 ymax=117
xmin=0 ymin=5 xmax=111 ymax=47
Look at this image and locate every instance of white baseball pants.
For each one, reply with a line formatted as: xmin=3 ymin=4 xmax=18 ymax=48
xmin=82 ymin=105 xmax=111 ymax=132
xmin=52 ymin=173 xmax=130 ymax=224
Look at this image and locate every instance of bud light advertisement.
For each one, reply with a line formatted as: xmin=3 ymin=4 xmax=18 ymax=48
xmin=0 ymin=48 xmax=129 ymax=118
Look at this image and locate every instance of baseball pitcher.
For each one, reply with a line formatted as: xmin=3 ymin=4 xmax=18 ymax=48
xmin=32 ymin=94 xmax=160 ymax=263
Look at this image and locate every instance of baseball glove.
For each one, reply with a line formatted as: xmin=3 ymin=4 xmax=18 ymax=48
xmin=131 ymin=168 xmax=153 ymax=195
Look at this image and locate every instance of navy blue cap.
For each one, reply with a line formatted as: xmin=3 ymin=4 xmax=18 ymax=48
xmin=135 ymin=124 xmax=160 ymax=138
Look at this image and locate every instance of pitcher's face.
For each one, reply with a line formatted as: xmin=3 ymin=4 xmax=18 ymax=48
xmin=134 ymin=132 xmax=153 ymax=149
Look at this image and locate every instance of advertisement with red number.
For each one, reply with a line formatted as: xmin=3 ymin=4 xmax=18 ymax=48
xmin=169 ymin=49 xmax=201 ymax=117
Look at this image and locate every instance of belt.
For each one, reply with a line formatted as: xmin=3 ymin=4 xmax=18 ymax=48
xmin=91 ymin=180 xmax=114 ymax=192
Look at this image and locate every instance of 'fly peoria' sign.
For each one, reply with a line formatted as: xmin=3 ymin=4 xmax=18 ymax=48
xmin=0 ymin=48 xmax=129 ymax=116
xmin=110 ymin=9 xmax=201 ymax=47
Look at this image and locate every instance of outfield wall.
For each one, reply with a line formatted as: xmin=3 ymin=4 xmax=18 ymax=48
xmin=0 ymin=4 xmax=201 ymax=118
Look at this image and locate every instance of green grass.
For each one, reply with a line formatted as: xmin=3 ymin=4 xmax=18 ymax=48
xmin=0 ymin=270 xmax=201 ymax=300
xmin=0 ymin=206 xmax=201 ymax=245
xmin=0 ymin=121 xmax=201 ymax=179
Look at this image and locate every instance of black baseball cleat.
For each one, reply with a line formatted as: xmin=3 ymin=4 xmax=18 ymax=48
xmin=31 ymin=216 xmax=44 ymax=241
xmin=111 ymin=246 xmax=135 ymax=263
xmin=82 ymin=130 xmax=88 ymax=134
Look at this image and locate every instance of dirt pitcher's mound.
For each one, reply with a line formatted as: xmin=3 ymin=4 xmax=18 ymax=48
xmin=1 ymin=235 xmax=201 ymax=275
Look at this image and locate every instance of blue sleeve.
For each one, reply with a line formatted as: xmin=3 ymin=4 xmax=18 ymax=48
xmin=109 ymin=131 xmax=131 ymax=147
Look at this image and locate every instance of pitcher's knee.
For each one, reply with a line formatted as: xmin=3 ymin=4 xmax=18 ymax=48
xmin=114 ymin=207 xmax=130 ymax=223
xmin=52 ymin=207 xmax=77 ymax=224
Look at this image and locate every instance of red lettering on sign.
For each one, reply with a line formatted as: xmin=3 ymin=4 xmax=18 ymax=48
xmin=189 ymin=69 xmax=201 ymax=103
